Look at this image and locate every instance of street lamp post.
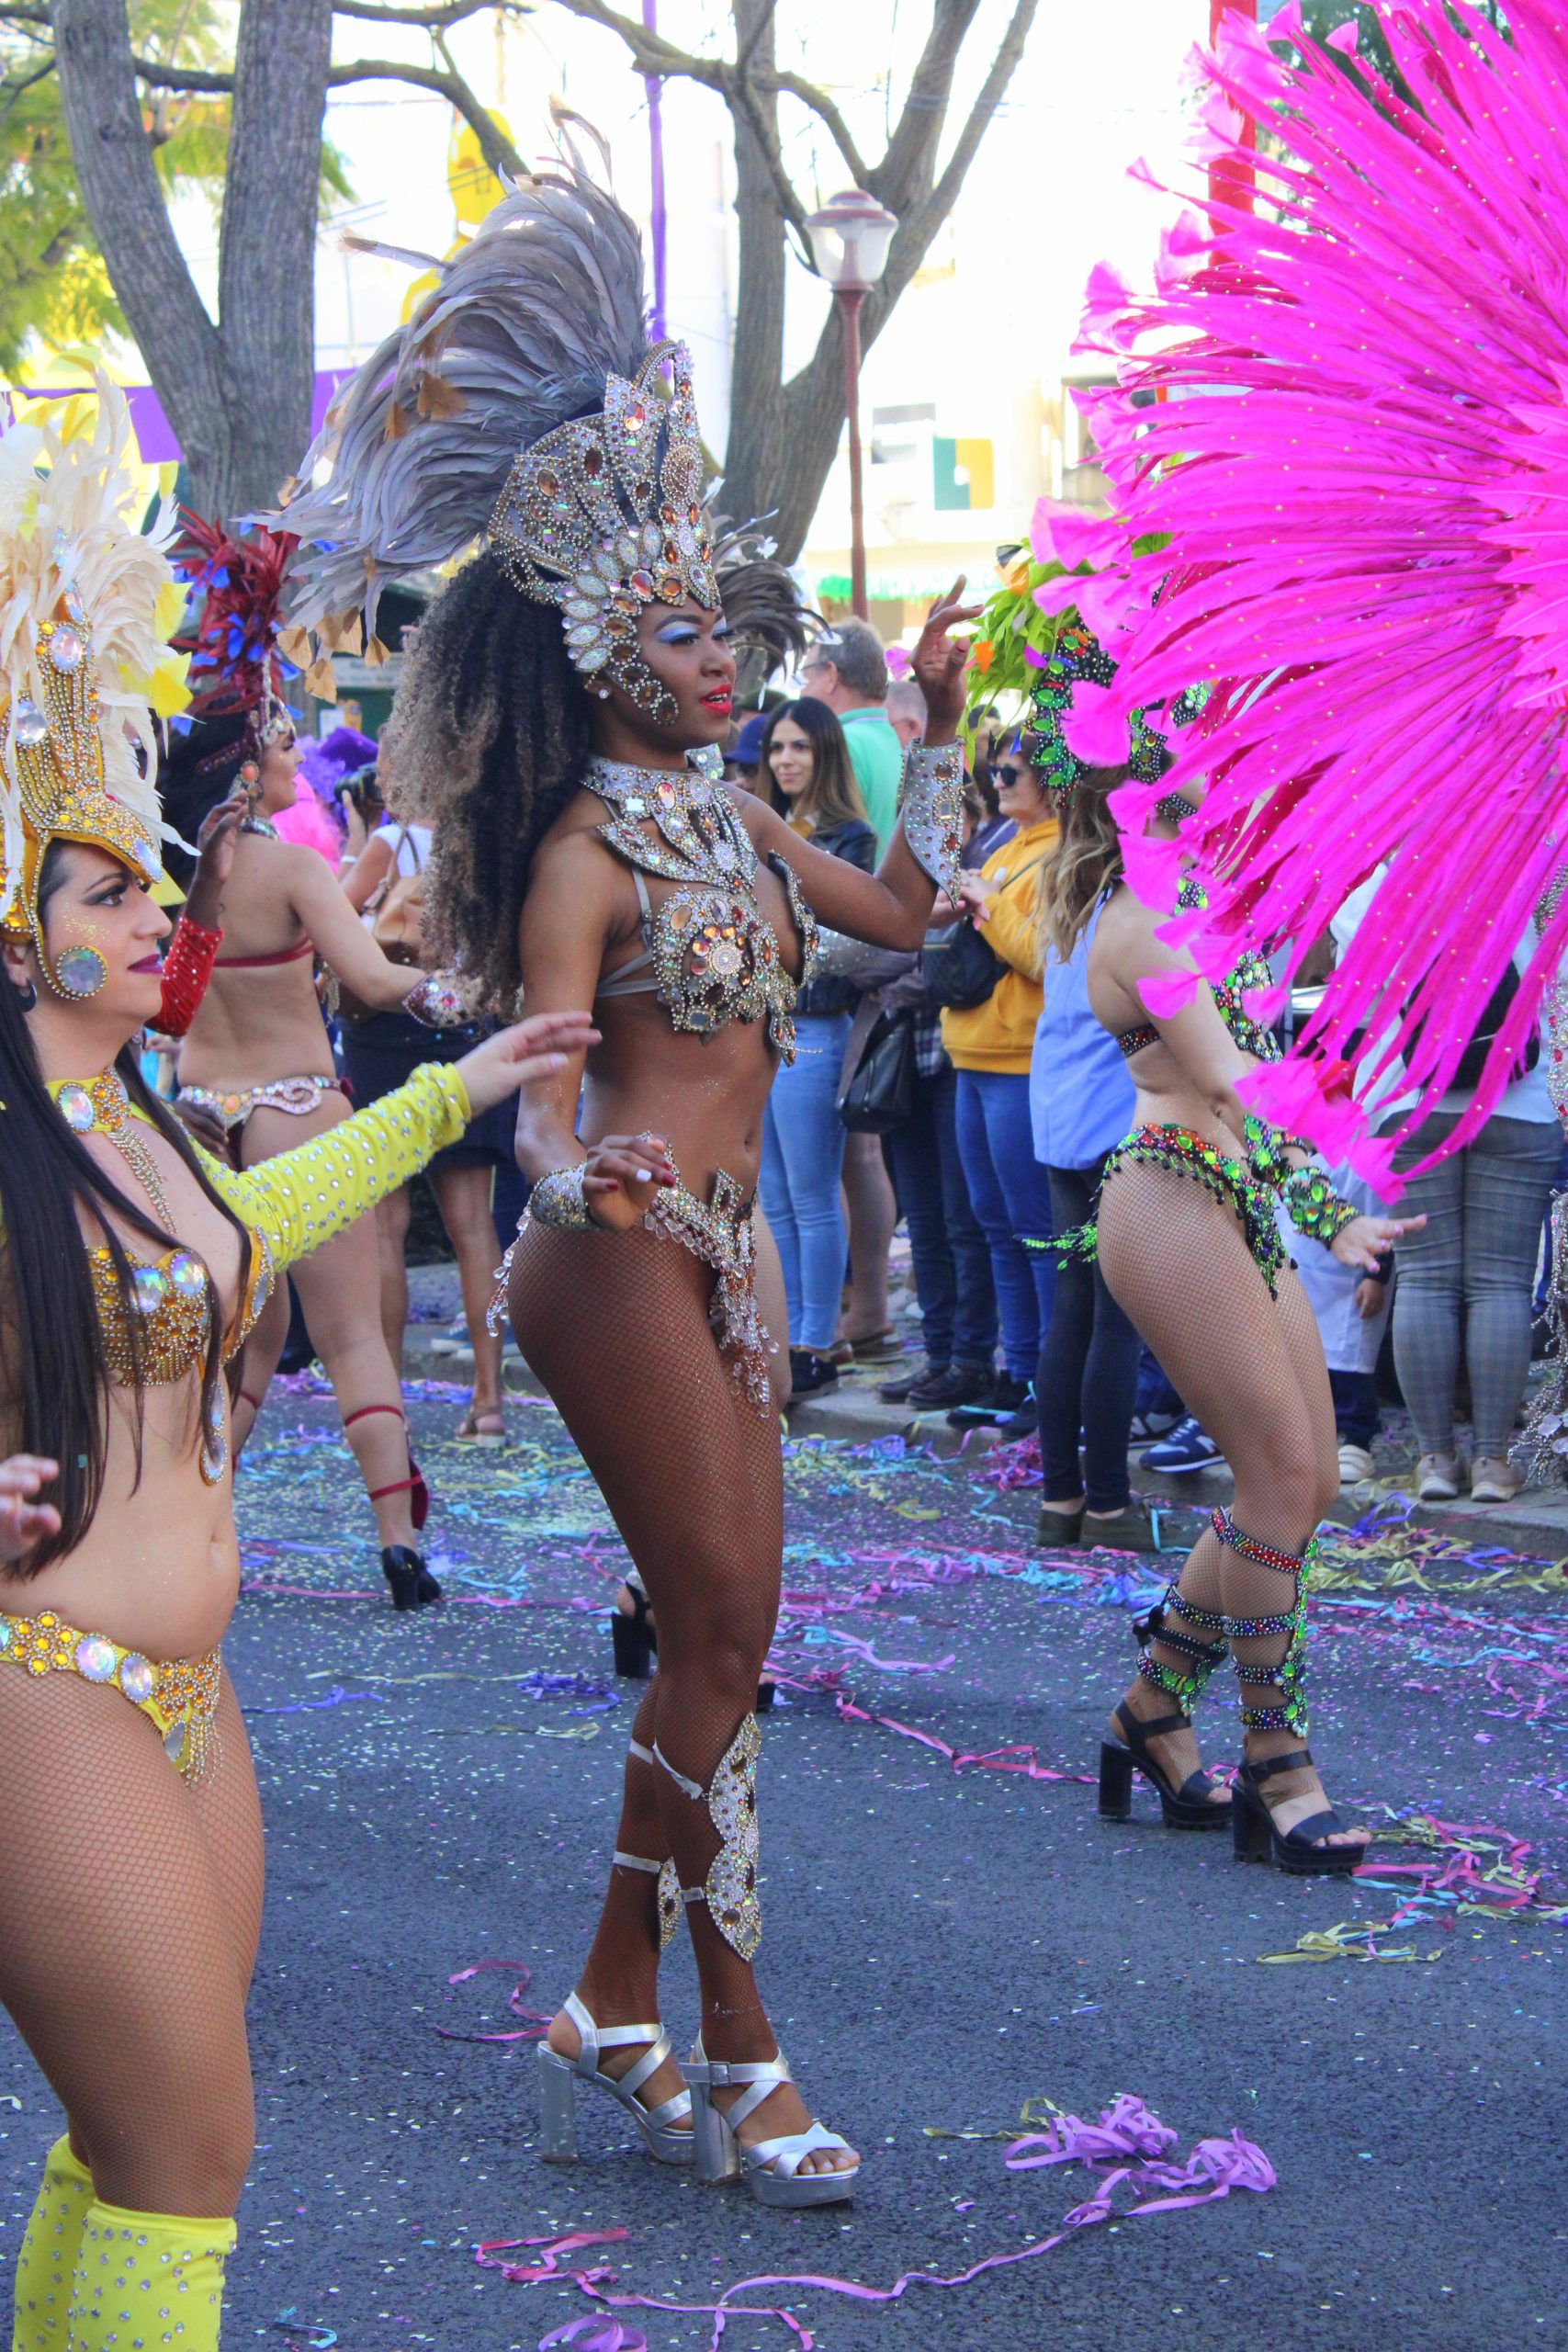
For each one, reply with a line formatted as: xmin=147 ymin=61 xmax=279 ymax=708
xmin=805 ymin=190 xmax=898 ymax=622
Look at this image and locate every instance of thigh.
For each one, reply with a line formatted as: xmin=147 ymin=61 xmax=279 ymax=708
xmin=510 ymin=1223 xmax=784 ymax=1648
xmin=984 ymin=1076 xmax=1055 ymax=1246
xmin=750 ymin=1203 xmax=793 ymax=1411
xmin=1387 ymin=1114 xmax=1464 ymax=1287
xmin=430 ymin=1159 xmax=497 ymax=1249
xmin=1461 ymin=1116 xmax=1560 ymax=1287
xmin=954 ymin=1072 xmax=1007 ymax=1238
xmin=0 ymin=1668 xmax=254 ymax=2199
xmin=1269 ymin=1263 xmax=1341 ymax=1518
xmin=1098 ymin=1162 xmax=1319 ymax=1499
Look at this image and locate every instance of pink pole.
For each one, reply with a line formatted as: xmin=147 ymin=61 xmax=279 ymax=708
xmin=642 ymin=0 xmax=668 ymax=339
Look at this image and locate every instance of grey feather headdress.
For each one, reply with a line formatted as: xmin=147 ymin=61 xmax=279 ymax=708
xmin=278 ymin=163 xmax=810 ymax=716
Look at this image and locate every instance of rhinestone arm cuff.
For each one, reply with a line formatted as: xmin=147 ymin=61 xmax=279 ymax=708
xmin=528 ymin=1163 xmax=594 ymax=1230
xmin=897 ymin=741 xmax=965 ymax=897
xmin=402 ymin=970 xmax=479 ymax=1029
xmin=1280 ymin=1165 xmax=1359 ymax=1245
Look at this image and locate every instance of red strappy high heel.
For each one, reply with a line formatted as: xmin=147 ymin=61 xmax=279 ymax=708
xmin=343 ymin=1404 xmax=441 ymax=1610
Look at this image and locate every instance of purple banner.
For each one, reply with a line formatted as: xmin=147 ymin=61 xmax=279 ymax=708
xmin=12 ymin=369 xmax=357 ymax=467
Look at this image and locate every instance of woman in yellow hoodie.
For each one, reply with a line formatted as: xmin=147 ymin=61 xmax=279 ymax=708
xmin=941 ymin=733 xmax=1058 ymax=1425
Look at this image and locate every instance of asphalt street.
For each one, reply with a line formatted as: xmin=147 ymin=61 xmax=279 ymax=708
xmin=2 ymin=1378 xmax=1563 ymax=2352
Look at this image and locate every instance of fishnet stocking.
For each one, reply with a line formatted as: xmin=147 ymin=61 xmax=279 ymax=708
xmin=0 ymin=1668 xmax=261 ymax=2221
xmin=1098 ymin=1162 xmax=1354 ymax=1839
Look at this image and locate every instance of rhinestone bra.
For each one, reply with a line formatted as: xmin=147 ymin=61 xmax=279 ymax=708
xmin=587 ymin=756 xmax=817 ymax=1061
xmin=51 ymin=1073 xmax=275 ymax=1483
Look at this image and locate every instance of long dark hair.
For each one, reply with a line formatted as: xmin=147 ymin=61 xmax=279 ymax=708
xmin=761 ymin=697 xmax=866 ymax=831
xmin=158 ymin=713 xmax=250 ymax=890
xmin=0 ymin=851 xmax=252 ymax=1571
xmin=382 ymin=547 xmax=594 ymax=1013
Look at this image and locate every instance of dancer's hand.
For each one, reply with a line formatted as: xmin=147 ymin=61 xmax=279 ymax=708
xmin=172 ymin=1096 xmax=232 ymax=1159
xmin=1331 ymin=1211 xmax=1425 ymax=1272
xmin=0 ymin=1455 xmax=60 ymax=1563
xmin=909 ymin=576 xmax=986 ymax=743
xmin=581 ymin=1132 xmax=678 ymax=1232
xmin=457 ymin=1011 xmax=601 ymax=1113
xmin=184 ymin=793 xmax=247 ymax=930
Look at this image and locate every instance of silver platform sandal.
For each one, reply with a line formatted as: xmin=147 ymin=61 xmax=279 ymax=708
xmin=656 ymin=1716 xmax=859 ymax=2208
xmin=681 ymin=2039 xmax=860 ymax=2207
xmin=537 ymin=1748 xmax=692 ymax=2166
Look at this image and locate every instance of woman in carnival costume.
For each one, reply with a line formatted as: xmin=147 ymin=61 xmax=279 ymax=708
xmin=0 ymin=386 xmax=592 ymax=2352
xmin=278 ymin=164 xmax=971 ymax=2205
xmin=1031 ymin=0 xmax=1568 ymax=1860
xmin=160 ymin=513 xmax=480 ymax=1608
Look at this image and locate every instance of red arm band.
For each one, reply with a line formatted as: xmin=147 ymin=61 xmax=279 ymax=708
xmin=155 ymin=915 xmax=223 ymax=1038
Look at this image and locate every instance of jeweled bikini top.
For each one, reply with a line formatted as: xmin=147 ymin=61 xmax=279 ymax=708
xmin=587 ymin=755 xmax=817 ymax=1062
xmin=50 ymin=1071 xmax=274 ymax=1480
xmin=1118 ymin=877 xmax=1280 ymax=1064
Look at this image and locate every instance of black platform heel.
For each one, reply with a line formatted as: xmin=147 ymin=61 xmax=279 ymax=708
xmin=381 ymin=1544 xmax=442 ymax=1611
xmin=1099 ymin=1702 xmax=1230 ymax=1829
xmin=609 ymin=1573 xmax=773 ymax=1710
xmin=1232 ymin=1750 xmax=1362 ymax=1876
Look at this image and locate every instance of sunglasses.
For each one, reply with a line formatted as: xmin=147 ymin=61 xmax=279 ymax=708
xmin=994 ymin=763 xmax=1035 ymax=787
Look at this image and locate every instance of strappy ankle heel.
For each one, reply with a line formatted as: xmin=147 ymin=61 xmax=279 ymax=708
xmin=681 ymin=2038 xmax=859 ymax=2207
xmin=1208 ymin=1507 xmax=1364 ymax=1876
xmin=1233 ymin=1748 xmax=1361 ymax=1875
xmin=1100 ymin=1583 xmax=1230 ymax=1828
xmin=537 ymin=1990 xmax=694 ymax=2165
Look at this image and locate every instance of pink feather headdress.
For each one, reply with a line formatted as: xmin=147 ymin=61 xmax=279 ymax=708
xmin=1069 ymin=0 xmax=1568 ymax=1191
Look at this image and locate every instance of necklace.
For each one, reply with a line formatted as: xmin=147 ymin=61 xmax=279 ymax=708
xmin=587 ymin=755 xmax=753 ymax=887
xmin=241 ymin=812 xmax=278 ymax=840
xmin=55 ymin=1069 xmax=175 ymax=1229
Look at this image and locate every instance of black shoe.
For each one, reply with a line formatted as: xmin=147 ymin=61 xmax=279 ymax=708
xmin=381 ymin=1544 xmax=441 ymax=1611
xmin=879 ymin=1359 xmax=937 ymax=1403
xmin=994 ymin=1387 xmax=1038 ymax=1441
xmin=947 ymin=1371 xmax=1029 ymax=1430
xmin=1099 ymin=1700 xmax=1230 ymax=1830
xmin=789 ymin=1349 xmax=840 ymax=1396
xmin=612 ymin=1579 xmax=656 ymax=1679
xmin=1232 ymin=1748 xmax=1363 ymax=1876
xmin=901 ymin=1362 xmax=997 ymax=1410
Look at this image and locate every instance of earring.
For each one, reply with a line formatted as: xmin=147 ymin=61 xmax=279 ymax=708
xmin=11 ymin=978 xmax=36 ymax=1012
xmin=239 ymin=759 xmax=261 ymax=787
xmin=50 ymin=946 xmax=107 ymax=1000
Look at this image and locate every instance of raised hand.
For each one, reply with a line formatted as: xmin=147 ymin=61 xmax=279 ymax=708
xmin=455 ymin=1011 xmax=601 ymax=1114
xmin=0 ymin=1455 xmax=61 ymax=1564
xmin=908 ymin=576 xmax=987 ymax=742
xmin=184 ymin=793 xmax=248 ymax=929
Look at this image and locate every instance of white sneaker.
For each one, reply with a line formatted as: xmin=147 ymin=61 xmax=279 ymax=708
xmin=1416 ymin=1452 xmax=1463 ymax=1501
xmin=427 ymin=1317 xmax=468 ymax=1358
xmin=1337 ymin=1442 xmax=1376 ymax=1487
xmin=1469 ymin=1456 xmax=1523 ymax=1505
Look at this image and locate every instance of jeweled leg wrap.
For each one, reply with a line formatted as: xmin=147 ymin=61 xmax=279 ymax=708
xmin=1212 ymin=1504 xmax=1315 ymax=1735
xmin=614 ymin=1739 xmax=682 ymax=1951
xmin=13 ymin=2135 xmax=95 ymax=2351
xmin=67 ymin=2200 xmax=235 ymax=2352
xmin=654 ymin=1716 xmax=761 ymax=1962
xmin=1136 ymin=1583 xmax=1229 ymax=1714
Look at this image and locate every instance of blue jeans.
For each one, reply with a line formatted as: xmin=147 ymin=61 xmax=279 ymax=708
xmin=885 ymin=1063 xmax=997 ymax=1370
xmin=761 ymin=1012 xmax=852 ymax=1351
xmin=954 ymin=1069 xmax=1055 ymax=1379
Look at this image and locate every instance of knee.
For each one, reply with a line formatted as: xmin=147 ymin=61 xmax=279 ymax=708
xmin=92 ymin=2093 xmax=254 ymax=2220
xmin=661 ymin=1589 xmax=775 ymax=1702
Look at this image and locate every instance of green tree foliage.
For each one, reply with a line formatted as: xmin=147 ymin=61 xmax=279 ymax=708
xmin=0 ymin=1 xmax=348 ymax=376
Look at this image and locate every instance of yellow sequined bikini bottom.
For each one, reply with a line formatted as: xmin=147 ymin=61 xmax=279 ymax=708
xmin=0 ymin=1609 xmax=221 ymax=1779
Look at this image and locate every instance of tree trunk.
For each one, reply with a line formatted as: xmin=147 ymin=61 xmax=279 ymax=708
xmin=54 ymin=0 xmax=330 ymax=519
xmin=718 ymin=0 xmax=788 ymax=534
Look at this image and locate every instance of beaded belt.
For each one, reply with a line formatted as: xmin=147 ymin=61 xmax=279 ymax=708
xmin=179 ymin=1075 xmax=344 ymax=1132
xmin=0 ymin=1610 xmax=221 ymax=1780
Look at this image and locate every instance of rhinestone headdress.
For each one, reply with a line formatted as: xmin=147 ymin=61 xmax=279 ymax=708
xmin=489 ymin=340 xmax=719 ymax=718
xmin=0 ymin=383 xmax=188 ymax=989
xmin=276 ymin=165 xmax=807 ymax=724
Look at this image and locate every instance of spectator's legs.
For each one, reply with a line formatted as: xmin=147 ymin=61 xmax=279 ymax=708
xmin=1389 ymin=1114 xmax=1466 ymax=1460
xmin=885 ymin=1075 xmax=956 ymax=1372
xmin=840 ymin=1131 xmax=897 ymax=1344
xmin=931 ymin=1062 xmax=998 ymax=1374
xmin=1460 ymin=1114 xmax=1561 ymax=1458
xmin=759 ymin=1014 xmax=851 ymax=1353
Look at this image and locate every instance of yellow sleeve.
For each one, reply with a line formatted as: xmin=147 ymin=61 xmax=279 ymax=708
xmin=196 ymin=1063 xmax=472 ymax=1272
xmin=978 ymin=881 xmax=1044 ymax=982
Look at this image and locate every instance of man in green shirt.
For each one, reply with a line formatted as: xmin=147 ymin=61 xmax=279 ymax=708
xmin=799 ymin=620 xmax=904 ymax=855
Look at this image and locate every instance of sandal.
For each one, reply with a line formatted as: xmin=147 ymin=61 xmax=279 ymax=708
xmin=537 ymin=1989 xmax=693 ymax=2166
xmin=455 ymin=1404 xmax=507 ymax=1447
xmin=1232 ymin=1749 xmax=1363 ymax=1876
xmin=1100 ymin=1699 xmax=1230 ymax=1830
xmin=681 ymin=2039 xmax=859 ymax=2207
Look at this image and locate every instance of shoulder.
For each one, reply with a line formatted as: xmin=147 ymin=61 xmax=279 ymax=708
xmin=536 ymin=786 xmax=615 ymax=856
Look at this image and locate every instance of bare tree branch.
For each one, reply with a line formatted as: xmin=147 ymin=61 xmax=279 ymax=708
xmin=331 ymin=0 xmax=522 ymax=22
xmin=326 ymin=56 xmax=525 ymax=177
xmin=897 ymin=0 xmax=1038 ymax=260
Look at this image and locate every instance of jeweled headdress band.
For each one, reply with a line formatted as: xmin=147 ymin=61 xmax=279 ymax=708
xmin=1029 ymin=618 xmax=1170 ymax=808
xmin=489 ymin=341 xmax=719 ymax=723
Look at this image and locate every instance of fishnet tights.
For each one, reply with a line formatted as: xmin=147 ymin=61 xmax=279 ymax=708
xmin=0 ymin=1668 xmax=261 ymax=2219
xmin=510 ymin=1219 xmax=784 ymax=2052
xmin=1098 ymin=1162 xmax=1342 ymax=1821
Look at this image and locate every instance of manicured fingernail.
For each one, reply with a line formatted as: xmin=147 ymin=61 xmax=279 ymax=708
xmin=636 ymin=1168 xmax=651 ymax=1182
xmin=547 ymin=1053 xmax=566 ymax=1068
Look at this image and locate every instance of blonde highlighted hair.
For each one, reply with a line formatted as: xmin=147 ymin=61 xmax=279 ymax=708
xmin=1040 ymin=764 xmax=1130 ymax=966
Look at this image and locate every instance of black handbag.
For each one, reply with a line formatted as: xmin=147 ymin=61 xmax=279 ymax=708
xmin=1404 ymin=956 xmax=1540 ymax=1091
xmin=840 ymin=1008 xmax=917 ymax=1134
xmin=919 ymin=852 xmax=1048 ymax=1011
